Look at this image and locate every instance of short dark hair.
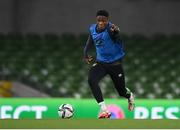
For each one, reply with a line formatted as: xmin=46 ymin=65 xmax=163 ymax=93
xmin=96 ymin=10 xmax=109 ymax=17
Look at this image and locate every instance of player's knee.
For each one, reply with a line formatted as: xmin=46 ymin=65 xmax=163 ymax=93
xmin=88 ymin=77 xmax=98 ymax=87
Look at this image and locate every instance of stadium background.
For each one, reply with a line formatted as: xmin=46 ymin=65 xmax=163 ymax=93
xmin=0 ymin=0 xmax=180 ymax=123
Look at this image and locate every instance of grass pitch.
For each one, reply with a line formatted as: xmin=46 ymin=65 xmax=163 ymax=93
xmin=0 ymin=119 xmax=180 ymax=129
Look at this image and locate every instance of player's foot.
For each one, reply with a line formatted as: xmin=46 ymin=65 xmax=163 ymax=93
xmin=128 ymin=92 xmax=135 ymax=111
xmin=98 ymin=111 xmax=111 ymax=119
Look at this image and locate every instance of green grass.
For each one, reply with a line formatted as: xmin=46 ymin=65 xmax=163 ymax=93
xmin=0 ymin=119 xmax=180 ymax=129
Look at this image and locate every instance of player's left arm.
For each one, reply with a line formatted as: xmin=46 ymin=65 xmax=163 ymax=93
xmin=108 ymin=24 xmax=122 ymax=42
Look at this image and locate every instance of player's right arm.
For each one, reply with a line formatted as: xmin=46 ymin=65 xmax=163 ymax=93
xmin=83 ymin=34 xmax=94 ymax=64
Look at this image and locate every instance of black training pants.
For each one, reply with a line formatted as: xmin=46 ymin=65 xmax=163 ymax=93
xmin=88 ymin=60 xmax=131 ymax=103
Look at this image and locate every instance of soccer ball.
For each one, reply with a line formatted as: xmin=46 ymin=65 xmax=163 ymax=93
xmin=58 ymin=103 xmax=74 ymax=118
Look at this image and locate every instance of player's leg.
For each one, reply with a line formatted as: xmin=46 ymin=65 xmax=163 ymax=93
xmin=88 ymin=63 xmax=111 ymax=118
xmin=88 ymin=63 xmax=106 ymax=104
xmin=108 ymin=62 xmax=135 ymax=111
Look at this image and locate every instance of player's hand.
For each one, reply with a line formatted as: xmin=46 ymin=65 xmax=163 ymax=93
xmin=84 ymin=55 xmax=93 ymax=64
xmin=110 ymin=24 xmax=120 ymax=32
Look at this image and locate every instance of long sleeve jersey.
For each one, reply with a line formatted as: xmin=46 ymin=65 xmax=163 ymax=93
xmin=84 ymin=22 xmax=125 ymax=63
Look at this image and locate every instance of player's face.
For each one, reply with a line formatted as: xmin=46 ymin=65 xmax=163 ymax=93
xmin=96 ymin=16 xmax=108 ymax=31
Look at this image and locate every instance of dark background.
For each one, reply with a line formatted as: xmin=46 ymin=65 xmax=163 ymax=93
xmin=0 ymin=0 xmax=180 ymax=35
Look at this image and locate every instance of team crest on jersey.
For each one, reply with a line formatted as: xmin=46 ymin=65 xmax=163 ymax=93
xmin=94 ymin=33 xmax=104 ymax=46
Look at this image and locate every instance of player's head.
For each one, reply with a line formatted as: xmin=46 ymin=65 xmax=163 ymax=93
xmin=96 ymin=10 xmax=109 ymax=31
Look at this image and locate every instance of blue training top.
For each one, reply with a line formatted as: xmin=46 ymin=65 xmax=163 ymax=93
xmin=89 ymin=22 xmax=125 ymax=63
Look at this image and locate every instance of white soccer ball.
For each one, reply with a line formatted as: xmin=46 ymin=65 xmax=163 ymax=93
xmin=58 ymin=103 xmax=74 ymax=118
